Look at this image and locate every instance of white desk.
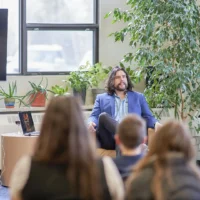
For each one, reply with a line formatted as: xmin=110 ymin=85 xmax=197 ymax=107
xmin=1 ymin=133 xmax=37 ymax=187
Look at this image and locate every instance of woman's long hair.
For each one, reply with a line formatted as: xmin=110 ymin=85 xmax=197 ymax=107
xmin=33 ymin=96 xmax=101 ymax=200
xmin=106 ymin=66 xmax=134 ymax=95
xmin=127 ymin=121 xmax=199 ymax=200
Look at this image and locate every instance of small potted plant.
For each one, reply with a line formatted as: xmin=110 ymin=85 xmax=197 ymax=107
xmin=67 ymin=62 xmax=113 ymax=104
xmin=67 ymin=65 xmax=92 ymax=104
xmin=25 ymin=77 xmax=49 ymax=107
xmin=0 ymin=81 xmax=26 ymax=108
xmin=50 ymin=84 xmax=69 ymax=96
xmin=84 ymin=62 xmax=112 ymax=103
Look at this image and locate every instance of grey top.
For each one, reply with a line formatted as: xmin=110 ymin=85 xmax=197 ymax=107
xmin=127 ymin=153 xmax=200 ymax=200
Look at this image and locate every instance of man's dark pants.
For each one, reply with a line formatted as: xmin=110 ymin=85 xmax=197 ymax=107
xmin=96 ymin=112 xmax=118 ymax=150
xmin=96 ymin=112 xmax=148 ymax=156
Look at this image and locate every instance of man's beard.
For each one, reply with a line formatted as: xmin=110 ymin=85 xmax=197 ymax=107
xmin=114 ymin=82 xmax=127 ymax=91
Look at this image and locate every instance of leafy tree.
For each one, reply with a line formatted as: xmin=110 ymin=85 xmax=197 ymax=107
xmin=106 ymin=0 xmax=200 ymax=131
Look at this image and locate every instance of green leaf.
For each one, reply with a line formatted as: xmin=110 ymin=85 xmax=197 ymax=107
xmin=104 ymin=11 xmax=112 ymax=19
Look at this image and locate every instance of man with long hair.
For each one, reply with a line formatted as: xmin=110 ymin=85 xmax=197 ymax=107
xmin=88 ymin=66 xmax=160 ymax=150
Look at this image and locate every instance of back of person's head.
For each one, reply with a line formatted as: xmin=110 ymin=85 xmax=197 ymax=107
xmin=149 ymin=120 xmax=194 ymax=160
xmin=34 ymin=95 xmax=96 ymax=162
xmin=34 ymin=95 xmax=101 ymax=200
xmin=106 ymin=66 xmax=134 ymax=95
xmin=117 ymin=114 xmax=146 ymax=149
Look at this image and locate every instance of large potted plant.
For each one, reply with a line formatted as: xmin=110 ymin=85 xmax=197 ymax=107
xmin=106 ymin=0 xmax=200 ymax=131
xmin=0 ymin=81 xmax=26 ymax=108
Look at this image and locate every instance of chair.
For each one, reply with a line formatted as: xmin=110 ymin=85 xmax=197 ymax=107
xmin=97 ymin=148 xmax=116 ymax=158
xmin=96 ymin=128 xmax=155 ymax=158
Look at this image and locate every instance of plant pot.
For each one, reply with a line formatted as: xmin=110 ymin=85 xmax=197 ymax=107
xmin=92 ymin=88 xmax=106 ymax=104
xmin=30 ymin=92 xmax=46 ymax=107
xmin=73 ymin=88 xmax=86 ymax=104
xmin=4 ymin=98 xmax=15 ymax=108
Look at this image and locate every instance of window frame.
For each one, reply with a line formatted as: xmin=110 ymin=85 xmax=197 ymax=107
xmin=8 ymin=0 xmax=99 ymax=76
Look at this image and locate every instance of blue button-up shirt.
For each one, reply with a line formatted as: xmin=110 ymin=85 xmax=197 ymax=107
xmin=114 ymin=94 xmax=128 ymax=122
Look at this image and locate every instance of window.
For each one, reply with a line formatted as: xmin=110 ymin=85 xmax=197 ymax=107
xmin=26 ymin=0 xmax=94 ymax=24
xmin=5 ymin=0 xmax=98 ymax=75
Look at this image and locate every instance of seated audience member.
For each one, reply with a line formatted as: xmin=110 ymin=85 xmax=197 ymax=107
xmin=9 ymin=96 xmax=124 ymax=200
xmin=88 ymin=66 xmax=161 ymax=151
xmin=113 ymin=114 xmax=147 ymax=181
xmin=126 ymin=121 xmax=200 ymax=200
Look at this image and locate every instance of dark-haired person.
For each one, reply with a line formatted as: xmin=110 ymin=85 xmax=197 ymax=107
xmin=126 ymin=121 xmax=200 ymax=200
xmin=9 ymin=96 xmax=124 ymax=200
xmin=88 ymin=66 xmax=161 ymax=150
xmin=113 ymin=114 xmax=147 ymax=182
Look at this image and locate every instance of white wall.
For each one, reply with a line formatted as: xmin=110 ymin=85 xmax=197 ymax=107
xmin=99 ymin=0 xmax=132 ymax=66
xmin=99 ymin=0 xmax=145 ymax=92
xmin=0 ymin=0 xmax=145 ymax=108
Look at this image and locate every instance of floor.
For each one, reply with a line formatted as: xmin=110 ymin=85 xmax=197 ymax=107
xmin=0 ymin=170 xmax=9 ymax=200
xmin=0 ymin=185 xmax=9 ymax=200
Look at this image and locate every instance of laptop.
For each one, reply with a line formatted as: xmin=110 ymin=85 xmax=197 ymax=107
xmin=18 ymin=111 xmax=40 ymax=136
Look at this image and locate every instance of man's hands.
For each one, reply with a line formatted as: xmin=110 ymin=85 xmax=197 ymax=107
xmin=155 ymin=122 xmax=162 ymax=132
xmin=88 ymin=122 xmax=96 ymax=134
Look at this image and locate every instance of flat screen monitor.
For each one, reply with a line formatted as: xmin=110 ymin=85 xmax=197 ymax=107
xmin=0 ymin=9 xmax=8 ymax=81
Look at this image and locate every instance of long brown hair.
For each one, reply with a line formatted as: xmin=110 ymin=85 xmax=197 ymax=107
xmin=127 ymin=120 xmax=199 ymax=200
xmin=34 ymin=96 xmax=101 ymax=200
xmin=106 ymin=66 xmax=134 ymax=95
